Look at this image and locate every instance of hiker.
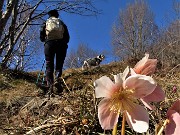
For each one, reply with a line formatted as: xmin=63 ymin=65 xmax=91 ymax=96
xmin=40 ymin=9 xmax=70 ymax=95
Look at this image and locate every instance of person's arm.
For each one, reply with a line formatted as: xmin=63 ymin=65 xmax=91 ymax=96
xmin=40 ymin=22 xmax=46 ymax=42
xmin=62 ymin=22 xmax=70 ymax=44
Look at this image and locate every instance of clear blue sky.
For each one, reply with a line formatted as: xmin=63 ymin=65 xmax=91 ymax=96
xmin=34 ymin=0 xmax=175 ymax=71
xmin=60 ymin=0 xmax=174 ymax=63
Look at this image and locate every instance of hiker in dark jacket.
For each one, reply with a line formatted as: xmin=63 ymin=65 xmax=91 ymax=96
xmin=40 ymin=9 xmax=70 ymax=95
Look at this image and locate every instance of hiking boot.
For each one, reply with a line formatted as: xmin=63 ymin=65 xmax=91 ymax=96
xmin=54 ymin=81 xmax=63 ymax=95
xmin=36 ymin=83 xmax=49 ymax=94
xmin=35 ymin=89 xmax=46 ymax=97
xmin=46 ymin=85 xmax=54 ymax=99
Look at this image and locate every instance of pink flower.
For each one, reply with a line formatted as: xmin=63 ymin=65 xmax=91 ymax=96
xmin=172 ymin=85 xmax=177 ymax=93
xmin=165 ymin=99 xmax=180 ymax=135
xmin=94 ymin=67 xmax=157 ymax=133
xmin=130 ymin=53 xmax=165 ymax=110
xmin=132 ymin=53 xmax=157 ymax=76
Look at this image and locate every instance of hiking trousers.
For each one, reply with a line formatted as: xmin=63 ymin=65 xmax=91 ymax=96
xmin=44 ymin=40 xmax=68 ymax=86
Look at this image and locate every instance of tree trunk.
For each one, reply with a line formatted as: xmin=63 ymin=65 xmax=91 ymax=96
xmin=0 ymin=0 xmax=18 ymax=68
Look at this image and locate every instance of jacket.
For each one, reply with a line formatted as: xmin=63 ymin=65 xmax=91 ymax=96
xmin=40 ymin=18 xmax=70 ymax=44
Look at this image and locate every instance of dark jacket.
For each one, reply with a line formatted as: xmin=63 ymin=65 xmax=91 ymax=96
xmin=40 ymin=19 xmax=70 ymax=44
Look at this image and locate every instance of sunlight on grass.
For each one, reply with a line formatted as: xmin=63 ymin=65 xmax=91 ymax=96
xmin=0 ymin=62 xmax=179 ymax=134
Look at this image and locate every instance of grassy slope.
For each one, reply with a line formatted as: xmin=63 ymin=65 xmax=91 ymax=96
xmin=0 ymin=62 xmax=179 ymax=135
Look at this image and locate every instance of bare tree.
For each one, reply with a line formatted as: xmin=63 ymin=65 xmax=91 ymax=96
xmin=64 ymin=43 xmax=99 ymax=69
xmin=0 ymin=0 xmax=100 ymax=69
xmin=150 ymin=0 xmax=180 ymax=69
xmin=163 ymin=21 xmax=180 ymax=68
xmin=111 ymin=0 xmax=159 ymax=60
xmin=8 ymin=26 xmax=42 ymax=71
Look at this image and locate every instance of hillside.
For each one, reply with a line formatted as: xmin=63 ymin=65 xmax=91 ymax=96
xmin=0 ymin=61 xmax=179 ymax=135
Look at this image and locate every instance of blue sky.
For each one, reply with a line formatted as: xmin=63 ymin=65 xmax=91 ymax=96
xmin=60 ymin=0 xmax=174 ymax=63
xmin=59 ymin=0 xmax=175 ymax=64
xmin=34 ymin=0 xmax=174 ymax=69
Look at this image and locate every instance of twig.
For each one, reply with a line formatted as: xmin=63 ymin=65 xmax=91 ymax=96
xmin=156 ymin=41 xmax=177 ymax=57
xmin=167 ymin=64 xmax=180 ymax=73
xmin=61 ymin=77 xmax=70 ymax=92
xmin=51 ymin=116 xmax=74 ymax=123
xmin=26 ymin=117 xmax=78 ymax=135
xmin=26 ymin=123 xmax=61 ymax=134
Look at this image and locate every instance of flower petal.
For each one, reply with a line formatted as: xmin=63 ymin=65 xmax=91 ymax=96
xmin=114 ymin=66 xmax=129 ymax=84
xmin=124 ymin=74 xmax=157 ymax=98
xmin=165 ymin=110 xmax=180 ymax=135
xmin=94 ymin=76 xmax=115 ymax=98
xmin=140 ymin=59 xmax=157 ymax=75
xmin=130 ymin=68 xmax=137 ymax=75
xmin=125 ymin=104 xmax=149 ymax=133
xmin=133 ymin=53 xmax=157 ymax=75
xmin=140 ymin=98 xmax=155 ymax=110
xmin=142 ymin=85 xmax=165 ymax=102
xmin=134 ymin=53 xmax=149 ymax=69
xmin=133 ymin=53 xmax=149 ymax=74
xmin=114 ymin=74 xmax=123 ymax=85
xmin=167 ymin=99 xmax=180 ymax=115
xmin=98 ymin=98 xmax=119 ymax=129
xmin=141 ymin=85 xmax=165 ymax=110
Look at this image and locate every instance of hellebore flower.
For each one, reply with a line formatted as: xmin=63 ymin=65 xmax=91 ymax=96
xmin=165 ymin=99 xmax=180 ymax=135
xmin=130 ymin=53 xmax=165 ymax=110
xmin=94 ymin=67 xmax=157 ymax=133
xmin=132 ymin=53 xmax=157 ymax=76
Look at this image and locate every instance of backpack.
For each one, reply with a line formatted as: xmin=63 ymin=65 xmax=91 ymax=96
xmin=45 ymin=17 xmax=64 ymax=40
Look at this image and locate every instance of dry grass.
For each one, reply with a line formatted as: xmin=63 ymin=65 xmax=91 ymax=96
xmin=0 ymin=62 xmax=179 ymax=135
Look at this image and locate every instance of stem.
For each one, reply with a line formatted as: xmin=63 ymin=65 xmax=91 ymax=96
xmin=157 ymin=119 xmax=169 ymax=135
xmin=121 ymin=113 xmax=126 ymax=135
xmin=112 ymin=123 xmax=118 ymax=135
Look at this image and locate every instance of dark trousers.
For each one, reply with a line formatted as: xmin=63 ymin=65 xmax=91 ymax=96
xmin=44 ymin=40 xmax=68 ymax=86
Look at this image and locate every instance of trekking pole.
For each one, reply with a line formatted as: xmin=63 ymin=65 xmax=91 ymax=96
xmin=36 ymin=59 xmax=46 ymax=84
xmin=41 ymin=69 xmax=46 ymax=85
